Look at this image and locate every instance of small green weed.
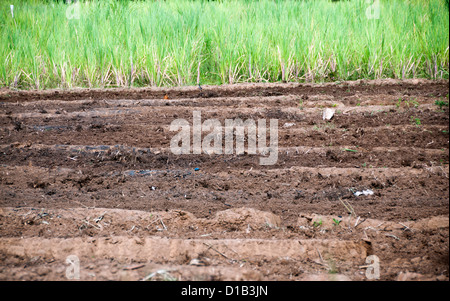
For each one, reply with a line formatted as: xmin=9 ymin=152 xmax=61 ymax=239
xmin=313 ymin=220 xmax=323 ymax=228
xmin=410 ymin=116 xmax=421 ymax=126
xmin=332 ymin=218 xmax=341 ymax=226
xmin=435 ymin=100 xmax=449 ymax=109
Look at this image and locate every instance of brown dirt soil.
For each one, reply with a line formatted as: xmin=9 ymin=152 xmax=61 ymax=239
xmin=0 ymin=79 xmax=448 ymax=281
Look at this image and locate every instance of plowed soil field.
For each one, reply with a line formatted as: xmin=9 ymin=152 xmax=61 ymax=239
xmin=0 ymin=79 xmax=448 ymax=281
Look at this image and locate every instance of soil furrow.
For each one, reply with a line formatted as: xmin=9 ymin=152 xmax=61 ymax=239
xmin=1 ymin=80 xmax=448 ymax=281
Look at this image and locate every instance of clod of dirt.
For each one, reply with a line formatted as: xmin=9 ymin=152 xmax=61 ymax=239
xmin=13 ymin=121 xmax=23 ymax=131
xmin=28 ymin=180 xmax=49 ymax=189
xmin=396 ymin=271 xmax=448 ymax=281
xmin=301 ymin=274 xmax=352 ymax=281
xmin=297 ymin=213 xmax=449 ymax=231
xmin=214 ymin=207 xmax=281 ymax=230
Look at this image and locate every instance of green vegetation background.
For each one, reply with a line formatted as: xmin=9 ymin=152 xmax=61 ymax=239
xmin=1 ymin=0 xmax=448 ymax=89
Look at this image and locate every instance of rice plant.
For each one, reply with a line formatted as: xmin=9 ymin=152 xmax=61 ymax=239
xmin=1 ymin=0 xmax=448 ymax=90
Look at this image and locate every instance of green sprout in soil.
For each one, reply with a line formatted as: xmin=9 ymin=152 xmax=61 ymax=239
xmin=409 ymin=99 xmax=420 ymax=108
xmin=332 ymin=218 xmax=341 ymax=226
xmin=327 ymin=260 xmax=338 ymax=275
xmin=313 ymin=220 xmax=323 ymax=228
xmin=410 ymin=116 xmax=421 ymax=126
xmin=435 ymin=100 xmax=449 ymax=109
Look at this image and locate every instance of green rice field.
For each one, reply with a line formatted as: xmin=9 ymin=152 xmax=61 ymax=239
xmin=0 ymin=0 xmax=448 ymax=89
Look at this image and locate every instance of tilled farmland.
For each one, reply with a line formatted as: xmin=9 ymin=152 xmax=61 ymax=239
xmin=0 ymin=79 xmax=448 ymax=281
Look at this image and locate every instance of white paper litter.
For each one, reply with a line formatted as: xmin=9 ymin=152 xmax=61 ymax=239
xmin=354 ymin=189 xmax=374 ymax=197
xmin=322 ymin=108 xmax=335 ymax=120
